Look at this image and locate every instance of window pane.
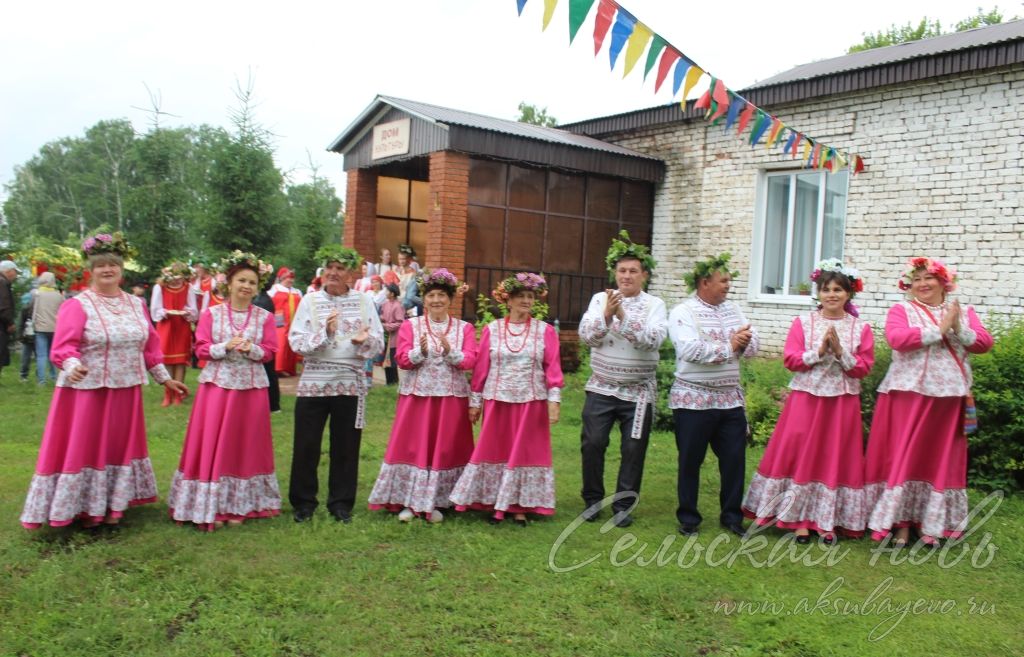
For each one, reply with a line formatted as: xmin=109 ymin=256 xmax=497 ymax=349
xmin=410 ymin=180 xmax=430 ymax=220
xmin=548 ymin=171 xmax=585 ymax=216
xmin=584 ymin=220 xmax=619 ymax=275
xmin=760 ymin=176 xmax=790 ymax=294
xmin=544 ymin=216 xmax=583 ymax=273
xmin=787 ymin=173 xmax=820 ymax=294
xmin=466 ymin=206 xmax=505 ymax=267
xmin=468 ymin=159 xmax=507 ymax=206
xmin=376 ymin=218 xmax=409 ymax=257
xmin=506 ymin=211 xmax=544 ymax=270
xmin=508 ymin=165 xmax=546 ymax=210
xmin=621 ymin=223 xmax=651 ymax=251
xmin=587 ymin=177 xmax=620 ymax=220
xmin=377 ymin=176 xmax=409 ymax=218
xmin=408 ymin=221 xmax=427 ymax=266
xmin=821 ymin=170 xmax=848 ymax=260
xmin=621 ymin=181 xmax=652 ymax=224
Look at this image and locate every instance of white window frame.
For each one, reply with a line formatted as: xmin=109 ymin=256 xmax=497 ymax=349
xmin=748 ymin=168 xmax=849 ymax=304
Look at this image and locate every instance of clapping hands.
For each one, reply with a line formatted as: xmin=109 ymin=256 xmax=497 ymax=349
xmin=817 ymin=325 xmax=843 ymax=358
xmin=939 ymin=300 xmax=962 ymax=335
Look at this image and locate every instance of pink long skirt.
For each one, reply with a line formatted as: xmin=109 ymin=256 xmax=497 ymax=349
xmin=21 ymin=386 xmax=158 ymax=529
xmin=167 ymin=383 xmax=281 ymax=531
xmin=450 ymin=399 xmax=555 ymax=519
xmin=864 ymin=391 xmax=967 ymax=540
xmin=368 ymin=395 xmax=475 ymax=514
xmin=742 ymin=392 xmax=867 ymax=537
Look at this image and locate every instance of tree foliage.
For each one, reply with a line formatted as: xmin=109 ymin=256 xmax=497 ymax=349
xmin=848 ymin=7 xmax=1008 ymax=53
xmin=516 ymin=101 xmax=558 ymax=127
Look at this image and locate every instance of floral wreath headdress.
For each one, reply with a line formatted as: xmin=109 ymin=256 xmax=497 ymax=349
xmin=314 ymin=244 xmax=363 ymax=271
xmin=81 ymin=232 xmax=136 ymax=260
xmin=417 ymin=267 xmax=461 ymax=297
xmin=161 ymin=260 xmax=194 ymax=281
xmin=683 ymin=253 xmax=739 ymax=293
xmin=898 ymin=257 xmax=957 ymax=293
xmin=216 ymin=250 xmax=272 ymax=295
xmin=605 ymin=230 xmax=657 ymax=282
xmin=492 ymin=272 xmax=548 ymax=303
xmin=398 ymin=243 xmax=416 ymax=258
xmin=810 ymin=259 xmax=864 ymax=296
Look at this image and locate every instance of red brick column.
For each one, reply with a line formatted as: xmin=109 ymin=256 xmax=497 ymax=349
xmin=344 ymin=168 xmax=378 ymax=263
xmin=427 ymin=150 xmax=470 ymax=296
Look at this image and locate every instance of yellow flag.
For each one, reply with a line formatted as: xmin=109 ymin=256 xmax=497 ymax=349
xmin=542 ymin=0 xmax=558 ymax=31
xmin=623 ymin=23 xmax=653 ymax=78
xmin=802 ymin=141 xmax=812 ymax=163
xmin=681 ymin=65 xmax=704 ymax=101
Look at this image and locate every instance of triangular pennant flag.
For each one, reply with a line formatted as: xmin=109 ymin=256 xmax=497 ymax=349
xmin=517 ymin=0 xmax=529 ymax=16
xmin=672 ymin=58 xmax=694 ymax=96
xmin=681 ymin=64 xmax=704 ymax=100
xmin=643 ymin=34 xmax=667 ymax=81
xmin=694 ymin=89 xmax=711 ymax=111
xmin=568 ymin=0 xmax=596 ymax=43
xmin=853 ymin=154 xmax=865 ymax=174
xmin=623 ymin=22 xmax=652 ymax=78
xmin=542 ymin=0 xmax=558 ymax=30
xmin=701 ymin=76 xmax=719 ymax=119
xmin=736 ymin=102 xmax=756 ymax=134
xmin=801 ymin=140 xmax=812 ymax=164
xmin=724 ymin=94 xmax=744 ymax=131
xmin=749 ymin=111 xmax=772 ymax=146
xmin=764 ymin=120 xmax=782 ymax=149
xmin=593 ymin=0 xmax=616 ymax=55
xmin=811 ymin=143 xmax=823 ymax=168
xmin=608 ymin=6 xmax=638 ymax=70
xmin=791 ymin=133 xmax=803 ymax=158
xmin=654 ymin=47 xmax=681 ymax=93
xmin=783 ymin=131 xmax=797 ymax=154
xmin=832 ymin=150 xmax=847 ymax=173
xmin=709 ymin=79 xmax=730 ymax=122
xmin=820 ymin=147 xmax=833 ymax=170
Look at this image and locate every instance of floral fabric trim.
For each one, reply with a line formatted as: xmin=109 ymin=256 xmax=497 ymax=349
xmin=742 ymin=473 xmax=866 ymax=533
xmin=167 ymin=471 xmax=281 ymax=526
xmin=367 ymin=463 xmax=465 ymax=514
xmin=865 ymin=480 xmax=968 ymax=539
xmin=20 ymin=458 xmax=158 ymax=527
xmin=450 ymin=462 xmax=555 ymax=512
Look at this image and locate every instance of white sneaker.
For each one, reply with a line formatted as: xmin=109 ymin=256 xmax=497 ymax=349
xmin=398 ymin=508 xmax=415 ymax=522
xmin=428 ymin=509 xmax=444 ymax=523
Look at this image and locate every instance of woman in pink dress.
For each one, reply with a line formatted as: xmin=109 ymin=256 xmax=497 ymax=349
xmin=450 ymin=273 xmax=564 ymax=526
xmin=742 ymin=260 xmax=873 ymax=543
xmin=168 ymin=252 xmax=281 ymax=530
xmin=865 ymin=257 xmax=993 ymax=547
xmin=368 ymin=269 xmax=477 ymax=522
xmin=20 ymin=233 xmax=189 ymax=530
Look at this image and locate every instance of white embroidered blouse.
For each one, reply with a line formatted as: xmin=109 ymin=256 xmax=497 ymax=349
xmin=783 ymin=312 xmax=874 ymax=396
xmin=396 ymin=316 xmax=477 ymax=397
xmin=196 ymin=304 xmax=277 ymax=390
xmin=469 ymin=318 xmax=564 ymax=408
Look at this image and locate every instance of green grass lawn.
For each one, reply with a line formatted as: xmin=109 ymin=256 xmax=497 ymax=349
xmin=0 ymin=360 xmax=1021 ymax=657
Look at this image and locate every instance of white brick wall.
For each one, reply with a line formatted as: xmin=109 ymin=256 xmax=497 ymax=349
xmin=604 ymin=66 xmax=1024 ymax=353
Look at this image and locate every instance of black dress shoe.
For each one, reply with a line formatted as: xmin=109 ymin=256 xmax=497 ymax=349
xmin=612 ymin=513 xmax=634 ymax=528
xmin=293 ymin=508 xmax=314 ymax=523
xmin=721 ymin=522 xmax=746 ymax=537
xmin=329 ymin=509 xmax=352 ymax=524
xmin=488 ymin=516 xmax=503 ymax=525
xmin=795 ymin=533 xmax=811 ymax=544
xmin=581 ymin=506 xmax=602 ymax=522
xmin=678 ymin=524 xmax=699 ymax=537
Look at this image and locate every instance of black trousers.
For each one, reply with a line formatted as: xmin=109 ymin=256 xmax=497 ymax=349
xmin=580 ymin=392 xmax=652 ymax=514
xmin=263 ymin=361 xmax=280 ymax=412
xmin=384 ymin=348 xmax=398 ymax=385
xmin=673 ymin=406 xmax=747 ymax=527
xmin=289 ymin=396 xmax=362 ymax=515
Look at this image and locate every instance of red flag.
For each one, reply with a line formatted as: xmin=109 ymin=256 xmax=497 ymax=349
xmin=791 ymin=133 xmax=803 ymax=158
xmin=853 ymin=155 xmax=865 ymax=174
xmin=593 ymin=0 xmax=617 ymax=55
xmin=709 ymin=79 xmax=730 ymax=122
xmin=736 ymin=103 xmax=755 ymax=134
xmin=654 ymin=47 xmax=680 ymax=94
xmin=694 ymin=89 xmax=711 ymax=111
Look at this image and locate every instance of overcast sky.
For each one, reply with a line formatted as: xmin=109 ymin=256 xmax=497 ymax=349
xmin=0 ymin=0 xmax=1008 ymax=205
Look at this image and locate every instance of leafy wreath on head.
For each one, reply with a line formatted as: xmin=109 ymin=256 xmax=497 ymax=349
xmin=161 ymin=260 xmax=194 ymax=281
xmin=683 ymin=253 xmax=739 ymax=293
xmin=314 ymin=244 xmax=363 ymax=271
xmin=604 ymin=229 xmax=656 ymax=284
xmin=216 ymin=250 xmax=273 ymax=296
xmin=81 ymin=232 xmax=137 ymax=260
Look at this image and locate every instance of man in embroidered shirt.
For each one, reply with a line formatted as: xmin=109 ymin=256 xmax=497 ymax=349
xmin=578 ymin=233 xmax=666 ymax=528
xmin=668 ymin=253 xmax=758 ymax=537
xmin=288 ymin=246 xmax=384 ymax=524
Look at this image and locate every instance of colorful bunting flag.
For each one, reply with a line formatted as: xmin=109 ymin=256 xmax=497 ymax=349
xmin=623 ymin=22 xmax=652 ymax=78
xmin=542 ymin=0 xmax=558 ymax=31
xmin=654 ymin=47 xmax=680 ymax=93
xmin=791 ymin=133 xmax=803 ymax=158
xmin=643 ymin=34 xmax=667 ymax=80
xmin=724 ymin=95 xmax=744 ymax=131
xmin=749 ymin=111 xmax=772 ymax=146
xmin=736 ymin=103 xmax=756 ymax=134
xmin=608 ymin=7 xmax=638 ymax=70
xmin=709 ymin=78 xmax=730 ymax=122
xmin=681 ymin=64 xmax=704 ymax=101
xmin=517 ymin=0 xmax=529 ymax=16
xmin=592 ymin=0 xmax=616 ymax=56
xmin=783 ymin=131 xmax=796 ymax=154
xmin=568 ymin=0 xmax=596 ymax=43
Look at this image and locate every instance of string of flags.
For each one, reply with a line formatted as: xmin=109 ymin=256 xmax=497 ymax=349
xmin=516 ymin=0 xmax=866 ymax=174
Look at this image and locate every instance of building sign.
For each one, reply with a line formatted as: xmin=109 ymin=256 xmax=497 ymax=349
xmin=371 ymin=118 xmax=410 ymax=160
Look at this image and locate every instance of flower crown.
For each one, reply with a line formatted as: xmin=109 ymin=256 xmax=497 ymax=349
xmin=417 ymin=267 xmax=461 ymax=296
xmin=605 ymin=230 xmax=656 ymax=280
xmin=218 ymin=250 xmax=273 ymax=290
xmin=398 ymin=243 xmax=416 ymax=257
xmin=810 ymin=258 xmax=864 ymax=295
xmin=315 ymin=244 xmax=363 ymax=270
xmin=81 ymin=232 xmax=135 ymax=260
xmin=161 ymin=261 xmax=194 ymax=280
xmin=683 ymin=253 xmax=739 ymax=293
xmin=492 ymin=272 xmax=548 ymax=303
xmin=898 ymin=257 xmax=958 ymax=292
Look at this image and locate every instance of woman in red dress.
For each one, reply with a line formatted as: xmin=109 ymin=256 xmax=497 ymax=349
xmin=151 ymin=261 xmax=199 ymax=406
xmin=270 ymin=267 xmax=303 ymax=376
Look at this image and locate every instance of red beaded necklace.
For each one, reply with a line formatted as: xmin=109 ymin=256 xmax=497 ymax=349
xmin=503 ymin=316 xmax=530 ymax=353
xmin=228 ymin=304 xmax=254 ymax=337
xmin=424 ymin=315 xmax=453 ymax=351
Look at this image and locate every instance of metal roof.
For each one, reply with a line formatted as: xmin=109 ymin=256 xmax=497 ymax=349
xmin=327 ymin=95 xmax=661 ymax=162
